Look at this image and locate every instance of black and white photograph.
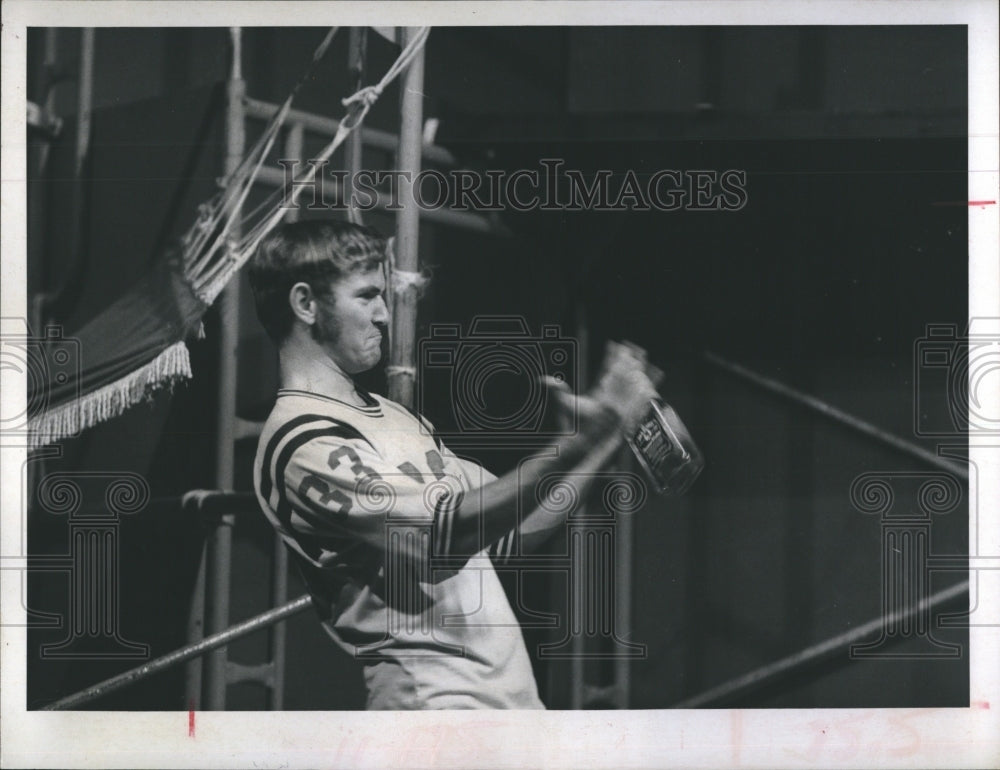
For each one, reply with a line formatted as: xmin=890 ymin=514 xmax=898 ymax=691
xmin=1 ymin=1 xmax=998 ymax=768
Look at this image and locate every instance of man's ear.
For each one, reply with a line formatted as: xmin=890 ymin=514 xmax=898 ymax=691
xmin=289 ymin=281 xmax=317 ymax=326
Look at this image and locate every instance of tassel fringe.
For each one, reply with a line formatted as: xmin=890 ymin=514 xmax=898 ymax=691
xmin=27 ymin=341 xmax=192 ymax=450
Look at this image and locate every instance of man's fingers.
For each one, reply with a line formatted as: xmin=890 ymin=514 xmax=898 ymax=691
xmin=539 ymin=375 xmax=571 ymax=394
xmin=590 ymin=342 xmax=667 ymax=430
xmin=645 ymin=362 xmax=665 ymax=390
xmin=596 ymin=341 xmax=643 ymax=385
xmin=540 ymin=375 xmax=574 ymax=415
xmin=619 ymin=340 xmax=648 ymax=365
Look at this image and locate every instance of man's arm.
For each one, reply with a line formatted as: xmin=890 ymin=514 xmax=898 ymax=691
xmin=487 ymin=420 xmax=628 ymax=563
xmin=276 ymin=342 xmax=657 ymax=570
xmin=441 ymin=342 xmax=658 ymax=560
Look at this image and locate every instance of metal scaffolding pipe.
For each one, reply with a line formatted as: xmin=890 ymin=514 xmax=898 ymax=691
xmin=346 ymin=27 xmax=367 ymax=223
xmin=613 ymin=441 xmax=634 ymax=709
xmin=75 ymin=29 xmax=95 ymax=176
xmin=242 ymin=96 xmax=457 ymax=166
xmin=35 ymin=28 xmax=60 ymax=171
xmin=569 ymin=300 xmax=589 ymax=710
xmin=202 ymin=27 xmax=246 ymax=712
xmin=183 ymin=491 xmax=258 ymax=708
xmin=63 ymin=490 xmax=257 ymax=521
xmin=282 ymin=123 xmax=304 ymax=223
xmin=268 ymin=537 xmax=290 ymax=709
xmin=184 ymin=546 xmax=207 ymax=710
xmin=253 ymin=165 xmax=505 ymax=235
xmin=673 ymin=579 xmax=968 ymax=708
xmin=184 ymin=489 xmax=258 ymax=516
xmin=43 ymin=596 xmax=313 ymax=711
xmin=43 ymin=27 xmax=95 ymax=323
xmin=703 ymin=352 xmax=969 ymax=481
xmin=387 ymin=27 xmax=426 ymax=409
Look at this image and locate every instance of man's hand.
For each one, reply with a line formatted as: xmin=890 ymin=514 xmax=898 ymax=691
xmin=540 ymin=340 xmax=662 ymax=440
xmin=590 ymin=341 xmax=661 ymax=432
xmin=541 ymin=375 xmax=618 ymax=441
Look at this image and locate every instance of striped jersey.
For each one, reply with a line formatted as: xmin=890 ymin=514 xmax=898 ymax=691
xmin=252 ymin=388 xmax=543 ymax=709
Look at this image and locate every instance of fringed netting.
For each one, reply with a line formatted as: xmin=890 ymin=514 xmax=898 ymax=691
xmin=27 ymin=341 xmax=191 ymax=450
xmin=28 ymin=27 xmax=432 ymax=451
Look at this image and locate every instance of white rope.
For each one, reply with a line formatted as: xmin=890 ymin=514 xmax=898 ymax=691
xmin=385 ymin=235 xmax=431 ymax=301
xmin=346 ymin=204 xmax=365 ymax=225
xmin=391 ymin=269 xmax=431 ymax=296
xmin=341 ymin=27 xmax=429 ymax=117
xmin=199 ymin=28 xmax=433 ymax=305
xmin=183 ymin=28 xmax=340 ymax=294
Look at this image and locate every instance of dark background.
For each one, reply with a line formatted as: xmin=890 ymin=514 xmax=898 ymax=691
xmin=24 ymin=26 xmax=969 ymax=710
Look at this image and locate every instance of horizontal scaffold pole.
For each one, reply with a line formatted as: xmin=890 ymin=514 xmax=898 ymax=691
xmin=243 ymin=96 xmax=457 ymax=166
xmin=253 ymin=165 xmax=507 ymax=236
xmin=43 ymin=595 xmax=313 ymax=710
xmin=674 ymin=579 xmax=968 ymax=708
xmin=703 ymin=351 xmax=969 ymax=480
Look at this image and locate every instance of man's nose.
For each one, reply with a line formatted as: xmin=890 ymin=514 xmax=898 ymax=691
xmin=373 ymin=296 xmax=390 ymax=325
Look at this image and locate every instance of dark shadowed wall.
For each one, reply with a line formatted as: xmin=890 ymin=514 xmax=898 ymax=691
xmin=25 ymin=26 xmax=967 ymax=710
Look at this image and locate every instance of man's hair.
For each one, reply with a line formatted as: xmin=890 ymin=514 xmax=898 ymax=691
xmin=247 ymin=219 xmax=388 ymax=343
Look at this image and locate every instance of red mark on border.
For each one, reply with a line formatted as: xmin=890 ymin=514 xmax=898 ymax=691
xmin=973 ymin=700 xmax=990 ymax=710
xmin=931 ymin=200 xmax=997 ymax=207
xmin=188 ymin=707 xmax=196 ymax=737
xmin=731 ymin=711 xmax=744 ymax=767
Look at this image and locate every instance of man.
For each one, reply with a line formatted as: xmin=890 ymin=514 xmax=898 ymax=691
xmin=248 ymin=219 xmax=657 ymax=709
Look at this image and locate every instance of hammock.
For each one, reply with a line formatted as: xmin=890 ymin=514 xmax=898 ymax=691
xmin=27 ymin=27 xmax=431 ymax=450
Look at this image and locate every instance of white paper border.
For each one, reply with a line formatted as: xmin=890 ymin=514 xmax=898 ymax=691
xmin=2 ymin=2 xmax=998 ymax=768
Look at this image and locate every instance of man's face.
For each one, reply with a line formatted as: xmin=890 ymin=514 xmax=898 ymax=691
xmin=313 ymin=267 xmax=389 ymax=374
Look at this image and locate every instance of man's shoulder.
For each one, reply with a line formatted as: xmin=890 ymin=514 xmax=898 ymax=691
xmin=260 ymin=390 xmax=383 ymax=428
xmin=372 ymin=394 xmax=442 ymax=438
xmin=254 ymin=392 xmax=379 ymax=466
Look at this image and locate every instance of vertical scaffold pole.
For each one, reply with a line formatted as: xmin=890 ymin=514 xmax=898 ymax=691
xmin=387 ymin=27 xmax=425 ymax=409
xmin=265 ymin=113 xmax=304 ymax=711
xmin=75 ymin=29 xmax=95 ymax=179
xmin=203 ymin=26 xmax=246 ymax=711
xmin=184 ymin=549 xmax=206 ymax=709
xmin=34 ymin=28 xmax=60 ymax=178
xmin=613 ymin=441 xmax=634 ymax=708
xmin=569 ymin=300 xmax=588 ymax=709
xmin=345 ymin=27 xmax=367 ymax=222
xmin=283 ymin=123 xmax=304 ymax=223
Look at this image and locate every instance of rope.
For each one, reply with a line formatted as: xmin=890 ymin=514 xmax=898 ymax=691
xmin=341 ymin=27 xmax=429 ymax=123
xmin=392 ymin=269 xmax=431 ymax=296
xmin=346 ymin=204 xmax=365 ymax=226
xmin=234 ymin=27 xmax=430 ymax=249
xmin=385 ymin=235 xmax=432 ymax=301
xmin=182 ymin=28 xmax=340 ymax=294
xmin=381 ymin=235 xmax=432 ymax=356
xmin=198 ymin=27 xmax=433 ymax=305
